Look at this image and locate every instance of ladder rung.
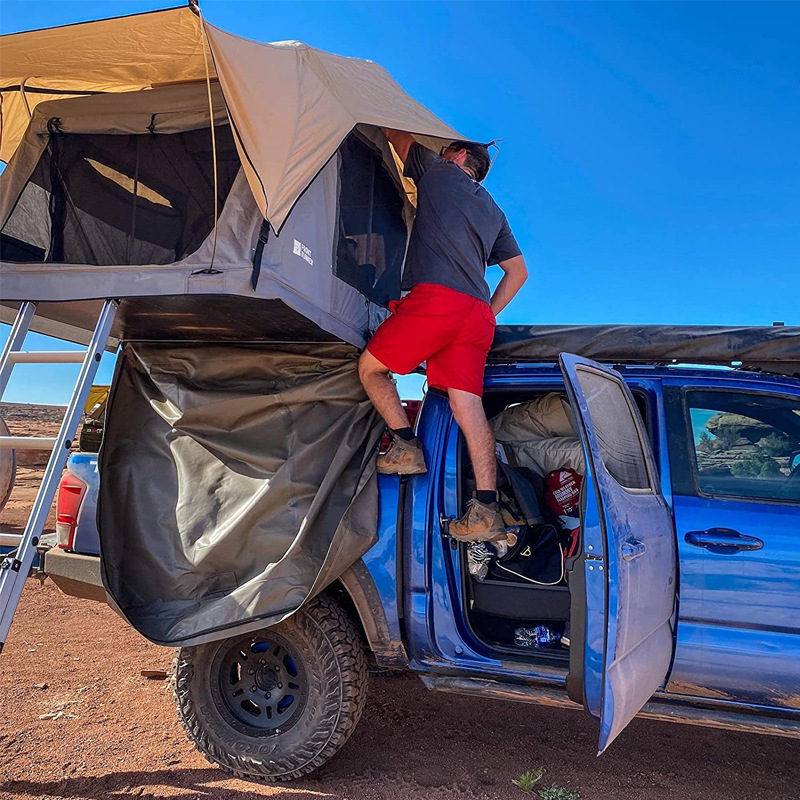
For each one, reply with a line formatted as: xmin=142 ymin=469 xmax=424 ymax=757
xmin=7 ymin=351 xmax=87 ymax=364
xmin=0 ymin=534 xmax=22 ymax=548
xmin=0 ymin=300 xmax=117 ymax=654
xmin=0 ymin=436 xmax=59 ymax=450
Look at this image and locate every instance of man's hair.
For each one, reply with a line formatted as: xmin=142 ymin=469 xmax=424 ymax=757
xmin=449 ymin=140 xmax=491 ymax=182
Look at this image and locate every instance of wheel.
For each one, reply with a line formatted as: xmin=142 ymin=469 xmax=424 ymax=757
xmin=173 ymin=593 xmax=369 ymax=782
xmin=0 ymin=416 xmax=16 ymax=513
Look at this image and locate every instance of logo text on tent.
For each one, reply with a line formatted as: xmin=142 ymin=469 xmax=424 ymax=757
xmin=293 ymin=239 xmax=314 ymax=266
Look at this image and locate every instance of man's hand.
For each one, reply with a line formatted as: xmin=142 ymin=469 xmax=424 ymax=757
xmin=490 ymin=255 xmax=528 ymax=317
xmin=382 ymin=128 xmax=415 ymax=163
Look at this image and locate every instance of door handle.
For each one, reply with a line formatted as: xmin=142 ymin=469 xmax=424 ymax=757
xmin=621 ymin=537 xmax=647 ymax=562
xmin=684 ymin=528 xmax=764 ymax=555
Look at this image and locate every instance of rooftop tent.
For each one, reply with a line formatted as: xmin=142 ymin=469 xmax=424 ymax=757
xmin=0 ymin=84 xmax=415 ymax=343
xmin=0 ymin=3 xmax=462 ymax=346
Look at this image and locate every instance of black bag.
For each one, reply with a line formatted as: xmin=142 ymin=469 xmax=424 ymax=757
xmin=497 ymin=462 xmax=545 ymax=526
xmin=488 ymin=522 xmax=564 ymax=585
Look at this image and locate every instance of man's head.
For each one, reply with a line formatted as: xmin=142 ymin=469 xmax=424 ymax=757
xmin=440 ymin=141 xmax=491 ymax=182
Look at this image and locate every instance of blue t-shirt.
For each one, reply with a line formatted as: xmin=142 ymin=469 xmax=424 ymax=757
xmin=401 ymin=142 xmax=521 ymax=304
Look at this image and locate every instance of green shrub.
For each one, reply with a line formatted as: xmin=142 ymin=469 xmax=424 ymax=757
xmin=538 ymin=786 xmax=581 ymax=800
xmin=513 ymin=768 xmax=545 ymax=792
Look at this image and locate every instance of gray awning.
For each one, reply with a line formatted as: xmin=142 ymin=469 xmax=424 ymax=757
xmin=490 ymin=325 xmax=800 ymax=377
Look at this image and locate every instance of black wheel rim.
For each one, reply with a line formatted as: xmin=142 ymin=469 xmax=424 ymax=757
xmin=211 ymin=631 xmax=309 ymax=737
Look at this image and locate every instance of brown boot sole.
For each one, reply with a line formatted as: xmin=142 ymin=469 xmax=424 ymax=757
xmin=376 ymin=463 xmax=428 ymax=475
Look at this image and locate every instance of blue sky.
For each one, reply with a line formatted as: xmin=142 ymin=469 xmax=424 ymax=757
xmin=1 ymin=1 xmax=798 ymax=403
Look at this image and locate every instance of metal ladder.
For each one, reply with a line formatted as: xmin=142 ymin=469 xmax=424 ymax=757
xmin=0 ymin=300 xmax=117 ymax=655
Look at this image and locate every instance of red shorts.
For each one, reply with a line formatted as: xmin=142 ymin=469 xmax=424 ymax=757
xmin=366 ymin=283 xmax=496 ymax=397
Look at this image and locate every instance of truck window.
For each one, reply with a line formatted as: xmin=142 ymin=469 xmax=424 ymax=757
xmin=686 ymin=390 xmax=800 ymax=503
xmin=573 ymin=367 xmax=652 ymax=491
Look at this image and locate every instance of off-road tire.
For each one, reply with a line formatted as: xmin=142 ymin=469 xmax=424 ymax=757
xmin=172 ymin=593 xmax=368 ymax=782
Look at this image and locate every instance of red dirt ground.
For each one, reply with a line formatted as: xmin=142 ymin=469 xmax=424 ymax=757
xmin=2 ymin=582 xmax=799 ymax=800
xmin=0 ymin=408 xmax=798 ymax=800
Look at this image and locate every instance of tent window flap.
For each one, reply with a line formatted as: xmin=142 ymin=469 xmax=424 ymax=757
xmin=334 ymin=133 xmax=407 ymax=307
xmin=0 ymin=124 xmax=240 ymax=267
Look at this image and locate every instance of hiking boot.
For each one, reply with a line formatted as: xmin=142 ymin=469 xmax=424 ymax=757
xmin=376 ymin=435 xmax=427 ymax=475
xmin=449 ymin=496 xmax=508 ymax=543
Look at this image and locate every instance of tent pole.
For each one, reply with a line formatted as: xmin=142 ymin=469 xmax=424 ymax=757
xmin=197 ymin=10 xmax=219 ymax=274
xmin=18 ymin=78 xmax=32 ymax=119
xmin=366 ymin=155 xmax=375 ymax=276
xmin=128 ymin=136 xmax=140 ymax=265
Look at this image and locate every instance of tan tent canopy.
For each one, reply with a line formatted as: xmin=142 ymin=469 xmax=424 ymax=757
xmin=0 ymin=3 xmax=462 ymax=230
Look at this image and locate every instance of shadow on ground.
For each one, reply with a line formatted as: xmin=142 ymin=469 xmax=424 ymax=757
xmin=0 ymin=768 xmax=337 ymax=800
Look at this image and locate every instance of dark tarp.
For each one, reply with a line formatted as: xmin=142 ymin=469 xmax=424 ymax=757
xmin=98 ymin=341 xmax=384 ymax=647
xmin=490 ymin=325 xmax=800 ymax=376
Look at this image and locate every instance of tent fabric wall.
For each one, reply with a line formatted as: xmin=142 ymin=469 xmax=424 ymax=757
xmin=0 ymin=158 xmax=378 ymax=347
xmin=0 ymin=79 xmax=414 ymax=346
xmin=0 ymin=171 xmax=261 ymax=298
xmin=0 ymin=83 xmax=229 ymax=230
xmin=98 ymin=341 xmax=384 ymax=647
xmin=0 ymin=86 xmax=404 ymax=346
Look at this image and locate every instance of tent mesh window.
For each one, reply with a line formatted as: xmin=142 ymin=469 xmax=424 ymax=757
xmin=335 ymin=133 xmax=406 ymax=307
xmin=0 ymin=123 xmax=240 ymax=266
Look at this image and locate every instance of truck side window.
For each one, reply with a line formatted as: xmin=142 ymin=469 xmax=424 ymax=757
xmin=573 ymin=366 xmax=652 ymax=491
xmin=686 ymin=390 xmax=800 ymax=503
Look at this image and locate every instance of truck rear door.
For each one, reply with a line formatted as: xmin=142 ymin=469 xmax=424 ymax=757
xmin=560 ymin=354 xmax=677 ymax=753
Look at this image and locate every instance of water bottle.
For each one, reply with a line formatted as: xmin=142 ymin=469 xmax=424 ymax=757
xmin=514 ymin=625 xmax=562 ymax=649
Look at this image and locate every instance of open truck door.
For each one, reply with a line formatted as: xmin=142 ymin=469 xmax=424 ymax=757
xmin=560 ymin=353 xmax=677 ymax=754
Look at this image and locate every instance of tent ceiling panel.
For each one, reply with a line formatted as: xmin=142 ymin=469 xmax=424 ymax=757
xmin=205 ymin=23 xmax=462 ymax=229
xmin=23 ymin=83 xmax=228 ymax=136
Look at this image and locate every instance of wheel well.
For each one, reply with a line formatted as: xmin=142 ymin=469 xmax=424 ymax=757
xmin=323 ymin=563 xmax=407 ymax=668
xmin=326 ymin=580 xmax=367 ymax=644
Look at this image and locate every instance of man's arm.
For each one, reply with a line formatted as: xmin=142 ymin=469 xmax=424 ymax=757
xmin=382 ymin=128 xmax=416 ymax=163
xmin=490 ymin=255 xmax=528 ymax=317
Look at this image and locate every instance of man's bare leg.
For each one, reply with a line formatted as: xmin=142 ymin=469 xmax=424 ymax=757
xmin=447 ymin=388 xmax=506 ymax=541
xmin=359 ymin=350 xmax=426 ymax=474
xmin=448 ymin=389 xmax=496 ymax=491
xmin=358 ymin=349 xmax=409 ymax=429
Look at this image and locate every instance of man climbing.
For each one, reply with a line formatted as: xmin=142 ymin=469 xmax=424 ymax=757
xmin=358 ymin=131 xmax=528 ymax=542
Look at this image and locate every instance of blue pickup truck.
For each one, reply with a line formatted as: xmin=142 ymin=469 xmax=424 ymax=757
xmin=41 ymin=337 xmax=800 ymax=782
